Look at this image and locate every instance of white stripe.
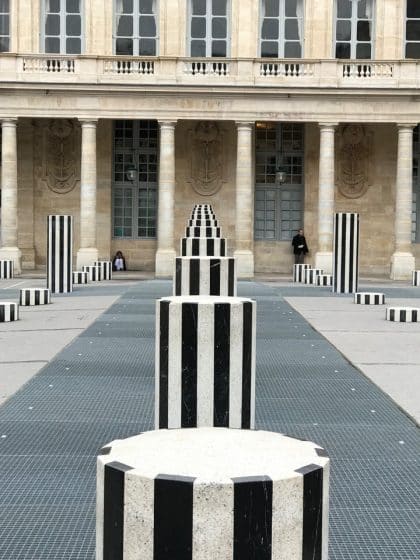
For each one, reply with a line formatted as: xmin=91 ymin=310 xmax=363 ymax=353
xmin=181 ymin=259 xmax=190 ymax=295
xmin=124 ymin=474 xmax=154 ymax=560
xmin=229 ymin=303 xmax=243 ymax=428
xmin=196 ymin=304 xmax=214 ymax=426
xmin=167 ymin=302 xmax=182 ymax=428
xmin=201 ymin=259 xmax=210 ymax=295
xmin=344 ymin=214 xmax=351 ymax=292
xmin=272 ymin=476 xmax=303 ymax=559
xmin=154 ymin=300 xmax=161 ymax=429
xmin=250 ymin=300 xmax=257 ymax=429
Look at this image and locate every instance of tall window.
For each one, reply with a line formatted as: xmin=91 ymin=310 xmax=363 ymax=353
xmin=113 ymin=121 xmax=158 ymax=239
xmin=43 ymin=0 xmax=82 ymax=54
xmin=114 ymin=0 xmax=158 ymax=56
xmin=335 ymin=0 xmax=374 ymax=59
xmin=255 ymin=123 xmax=304 ymax=240
xmin=405 ymin=0 xmax=420 ymax=58
xmin=260 ymin=0 xmax=303 ymax=58
xmin=0 ymin=0 xmax=9 ymax=52
xmin=189 ymin=0 xmax=229 ymax=57
xmin=412 ymin=126 xmax=420 ymax=242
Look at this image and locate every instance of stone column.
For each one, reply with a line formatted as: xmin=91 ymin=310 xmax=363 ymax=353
xmin=0 ymin=118 xmax=22 ymax=274
xmin=315 ymin=123 xmax=337 ymax=274
xmin=234 ymin=121 xmax=254 ymax=277
xmin=155 ymin=120 xmax=177 ymax=277
xmin=76 ymin=119 xmax=98 ymax=269
xmin=390 ymin=124 xmax=416 ymax=279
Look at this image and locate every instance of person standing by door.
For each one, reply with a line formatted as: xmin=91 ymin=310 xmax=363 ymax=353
xmin=292 ymin=228 xmax=309 ymax=264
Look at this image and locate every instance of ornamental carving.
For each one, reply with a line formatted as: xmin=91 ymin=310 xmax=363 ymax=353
xmin=188 ymin=121 xmax=225 ymax=196
xmin=336 ymin=124 xmax=372 ymax=199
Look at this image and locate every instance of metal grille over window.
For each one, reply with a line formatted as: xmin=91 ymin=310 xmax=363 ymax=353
xmin=190 ymin=0 xmax=228 ymax=57
xmin=254 ymin=122 xmax=304 ymax=241
xmin=115 ymin=0 xmax=158 ymax=56
xmin=43 ymin=0 xmax=82 ymax=54
xmin=113 ymin=120 xmax=158 ymax=239
xmin=335 ymin=0 xmax=374 ymax=60
xmin=0 ymin=0 xmax=9 ymax=52
xmin=260 ymin=0 xmax=303 ymax=58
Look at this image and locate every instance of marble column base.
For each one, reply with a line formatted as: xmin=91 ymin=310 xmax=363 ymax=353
xmin=155 ymin=248 xmax=177 ymax=277
xmin=76 ymin=248 xmax=99 ymax=270
xmin=0 ymin=247 xmax=22 ymax=275
xmin=314 ymin=251 xmax=333 ymax=274
xmin=233 ymin=249 xmax=254 ymax=278
xmin=390 ymin=252 xmax=415 ymax=280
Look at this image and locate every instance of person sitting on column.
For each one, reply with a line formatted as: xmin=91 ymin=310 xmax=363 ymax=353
xmin=112 ymin=251 xmax=126 ymax=271
xmin=292 ymin=228 xmax=309 ymax=264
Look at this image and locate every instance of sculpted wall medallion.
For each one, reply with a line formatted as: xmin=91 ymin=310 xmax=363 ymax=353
xmin=336 ymin=124 xmax=372 ymax=199
xmin=188 ymin=121 xmax=225 ymax=196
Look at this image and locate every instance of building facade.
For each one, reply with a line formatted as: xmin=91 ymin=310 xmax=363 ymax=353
xmin=0 ymin=0 xmax=420 ymax=278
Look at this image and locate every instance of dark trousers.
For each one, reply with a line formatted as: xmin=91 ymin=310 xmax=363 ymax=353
xmin=294 ymin=253 xmax=305 ymax=264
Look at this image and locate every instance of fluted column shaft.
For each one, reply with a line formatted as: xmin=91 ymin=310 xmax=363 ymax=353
xmin=1 ymin=119 xmax=18 ymax=248
xmin=80 ymin=120 xmax=97 ymax=248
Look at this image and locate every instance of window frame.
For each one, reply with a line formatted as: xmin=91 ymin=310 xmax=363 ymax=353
xmin=259 ymin=0 xmax=304 ymax=59
xmin=41 ymin=0 xmax=84 ymax=55
xmin=333 ymin=0 xmax=375 ymax=60
xmin=0 ymin=0 xmax=10 ymax=53
xmin=405 ymin=0 xmax=420 ymax=59
xmin=188 ymin=0 xmax=230 ymax=58
xmin=113 ymin=0 xmax=159 ymax=56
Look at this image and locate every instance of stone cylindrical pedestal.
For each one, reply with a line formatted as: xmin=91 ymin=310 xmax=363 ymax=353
xmin=174 ymin=257 xmax=236 ymax=296
xmin=0 ymin=260 xmax=14 ymax=279
xmin=94 ymin=261 xmax=113 ymax=280
xmin=333 ymin=212 xmax=359 ymax=294
xmin=412 ymin=270 xmax=420 ymax=286
xmin=181 ymin=237 xmax=227 ymax=256
xmin=386 ymin=307 xmax=419 ymax=322
xmin=156 ymin=296 xmax=256 ymax=429
xmin=293 ymin=263 xmax=311 ymax=282
xmin=47 ymin=215 xmax=73 ymax=294
xmin=19 ymin=288 xmax=51 ymax=306
xmin=316 ymin=274 xmax=333 ymax=287
xmin=96 ymin=428 xmax=329 ymax=560
xmin=354 ymin=292 xmax=385 ymax=305
xmin=82 ymin=265 xmax=102 ymax=282
xmin=185 ymin=226 xmax=221 ymax=238
xmin=73 ymin=271 xmax=89 ymax=284
xmin=0 ymin=302 xmax=19 ymax=322
xmin=305 ymin=268 xmax=323 ymax=284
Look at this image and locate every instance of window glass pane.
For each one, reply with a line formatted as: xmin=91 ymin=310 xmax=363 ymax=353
xmin=407 ymin=0 xmax=420 ymax=19
xmin=46 ymin=14 xmax=60 ymax=35
xmin=66 ymin=15 xmax=81 ymax=36
xmin=116 ymin=37 xmax=133 ymax=54
xmin=336 ymin=42 xmax=350 ymax=58
xmin=262 ymin=19 xmax=279 ymax=40
xmin=119 ymin=0 xmax=133 ymax=13
xmin=357 ymin=20 xmax=371 ymax=41
xmin=356 ymin=43 xmax=370 ymax=58
xmin=66 ymin=0 xmax=80 ymax=12
xmin=0 ymin=0 xmax=9 ymax=11
xmin=336 ymin=20 xmax=351 ymax=41
xmin=212 ymin=40 xmax=226 ymax=56
xmin=139 ymin=15 xmax=156 ymax=36
xmin=405 ymin=42 xmax=420 ymax=58
xmin=212 ymin=17 xmax=226 ymax=38
xmin=406 ymin=20 xmax=420 ymax=42
xmin=139 ymin=38 xmax=156 ymax=55
xmin=66 ymin=37 xmax=81 ymax=53
xmin=192 ymin=0 xmax=206 ymax=15
xmin=284 ymin=41 xmax=301 ymax=57
xmin=45 ymin=37 xmax=60 ymax=52
xmin=139 ymin=0 xmax=154 ymax=13
xmin=47 ymin=0 xmax=60 ymax=13
xmin=117 ymin=15 xmax=133 ymax=36
xmin=0 ymin=36 xmax=8 ymax=51
xmin=285 ymin=0 xmax=298 ymax=18
xmin=285 ymin=19 xmax=299 ymax=40
xmin=261 ymin=41 xmax=278 ymax=57
xmin=0 ymin=14 xmax=8 ymax=34
xmin=357 ymin=0 xmax=370 ymax=19
xmin=191 ymin=16 xmax=206 ymax=38
xmin=337 ymin=0 xmax=352 ymax=18
xmin=213 ymin=0 xmax=226 ymax=16
xmin=264 ymin=0 xmax=279 ymax=17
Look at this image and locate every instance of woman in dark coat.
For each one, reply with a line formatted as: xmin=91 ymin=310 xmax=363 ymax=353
xmin=291 ymin=229 xmax=309 ymax=264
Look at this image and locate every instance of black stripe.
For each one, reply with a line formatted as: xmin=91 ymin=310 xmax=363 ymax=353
xmin=103 ymin=461 xmax=133 ymax=560
xmin=390 ymin=309 xmax=395 ymax=321
xmin=340 ymin=213 xmax=346 ymax=293
xmin=159 ymin=301 xmax=169 ymax=429
xmin=175 ymin=258 xmax=182 ymax=296
xmin=67 ymin=215 xmax=72 ymax=292
xmin=401 ymin=310 xmax=406 ymax=322
xmin=233 ymin=476 xmax=273 ymax=560
xmin=11 ymin=305 xmax=16 ymax=321
xmin=210 ymin=259 xmax=220 ymax=296
xmin=59 ymin=217 xmax=65 ymax=293
xmin=189 ymin=259 xmax=200 ymax=295
xmin=413 ymin=310 xmax=417 ymax=322
xmin=214 ymin=303 xmax=230 ymax=426
xmin=182 ymin=238 xmax=186 ymax=256
xmin=207 ymin=238 xmax=214 ymax=256
xmin=194 ymin=227 xmax=199 ymax=237
xmin=228 ymin=258 xmax=235 ymax=296
xmin=348 ymin=214 xmax=355 ymax=292
xmin=25 ymin=291 xmax=30 ymax=305
xmin=181 ymin=303 xmax=198 ymax=427
xmin=221 ymin=238 xmax=226 ymax=255
xmin=35 ymin=291 xmax=40 ymax=305
xmin=355 ymin=213 xmax=360 ymax=292
xmin=49 ymin=216 xmax=56 ymax=292
xmin=296 ymin=463 xmax=323 ymax=560
xmin=206 ymin=227 xmax=211 ymax=237
xmin=192 ymin=239 xmax=199 ymax=256
xmin=154 ymin=474 xmax=194 ymax=560
xmin=0 ymin=306 xmax=4 ymax=322
xmin=242 ymin=302 xmax=253 ymax=429
xmin=374 ymin=295 xmax=379 ymax=305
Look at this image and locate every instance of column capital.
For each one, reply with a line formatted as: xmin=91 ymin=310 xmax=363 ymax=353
xmin=79 ymin=118 xmax=98 ymax=127
xmin=1 ymin=118 xmax=18 ymax=127
xmin=158 ymin=120 xmax=177 ymax=128
xmin=318 ymin=122 xmax=339 ymax=130
xmin=235 ymin=121 xmax=254 ymax=129
xmin=396 ymin=123 xmax=417 ymax=131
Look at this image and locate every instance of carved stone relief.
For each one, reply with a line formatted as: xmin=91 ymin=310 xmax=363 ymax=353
xmin=187 ymin=121 xmax=225 ymax=196
xmin=336 ymin=124 xmax=372 ymax=198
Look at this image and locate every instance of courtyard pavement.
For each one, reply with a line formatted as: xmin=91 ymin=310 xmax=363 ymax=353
xmin=0 ymin=276 xmax=419 ymax=559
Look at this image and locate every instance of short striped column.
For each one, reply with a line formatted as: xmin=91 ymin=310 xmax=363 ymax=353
xmin=412 ymin=271 xmax=420 ymax=286
xmin=188 ymin=218 xmax=219 ymax=227
xmin=47 ymin=215 xmax=73 ymax=294
xmin=305 ymin=268 xmax=324 ymax=284
xmin=72 ymin=271 xmax=89 ymax=284
xmin=82 ymin=265 xmax=102 ymax=282
xmin=156 ymin=296 xmax=256 ymax=429
xmin=174 ymin=257 xmax=236 ymax=296
xmin=97 ymin=428 xmax=329 ymax=560
xmin=0 ymin=302 xmax=19 ymax=322
xmin=333 ymin=212 xmax=360 ymax=294
xmin=181 ymin=237 xmax=227 ymax=257
xmin=354 ymin=292 xmax=385 ymax=305
xmin=19 ymin=288 xmax=51 ymax=306
xmin=94 ymin=261 xmax=113 ymax=280
xmin=386 ymin=307 xmax=420 ymax=322
xmin=0 ymin=260 xmax=14 ymax=279
xmin=293 ymin=263 xmax=311 ymax=283
xmin=316 ymin=274 xmax=333 ymax=287
xmin=185 ymin=226 xmax=221 ymax=238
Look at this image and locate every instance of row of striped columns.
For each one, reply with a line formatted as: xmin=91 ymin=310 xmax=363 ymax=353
xmin=0 ymin=260 xmax=14 ymax=279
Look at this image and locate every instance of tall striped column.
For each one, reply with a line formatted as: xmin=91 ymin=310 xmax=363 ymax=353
xmin=174 ymin=257 xmax=236 ymax=296
xmin=333 ymin=212 xmax=359 ymax=294
xmin=47 ymin=215 xmax=73 ymax=294
xmin=156 ymin=296 xmax=256 ymax=429
xmin=97 ymin=428 xmax=329 ymax=560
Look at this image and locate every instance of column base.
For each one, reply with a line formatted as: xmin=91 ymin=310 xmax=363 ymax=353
xmin=155 ymin=249 xmax=176 ymax=277
xmin=76 ymin=248 xmax=99 ymax=270
xmin=0 ymin=247 xmax=22 ymax=275
xmin=314 ymin=251 xmax=333 ymax=274
xmin=390 ymin=252 xmax=415 ymax=280
xmin=233 ymin=250 xmax=254 ymax=278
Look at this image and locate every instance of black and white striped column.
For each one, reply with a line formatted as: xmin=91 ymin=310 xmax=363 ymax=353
xmin=181 ymin=237 xmax=227 ymax=257
xmin=174 ymin=257 xmax=236 ymax=296
xmin=188 ymin=218 xmax=219 ymax=227
xmin=47 ymin=215 xmax=73 ymax=294
xmin=19 ymin=288 xmax=51 ymax=306
xmin=0 ymin=302 xmax=19 ymax=322
xmin=412 ymin=270 xmax=420 ymax=286
xmin=305 ymin=268 xmax=324 ymax=285
xmin=185 ymin=226 xmax=222 ymax=238
xmin=156 ymin=296 xmax=256 ymax=429
xmin=94 ymin=261 xmax=113 ymax=280
xmin=333 ymin=212 xmax=359 ymax=294
xmin=82 ymin=265 xmax=102 ymax=282
xmin=386 ymin=307 xmax=420 ymax=322
xmin=293 ymin=263 xmax=311 ymax=283
xmin=0 ymin=260 xmax=14 ymax=279
xmin=96 ymin=428 xmax=329 ymax=560
xmin=316 ymin=274 xmax=333 ymax=287
xmin=354 ymin=292 xmax=385 ymax=305
xmin=72 ymin=271 xmax=89 ymax=284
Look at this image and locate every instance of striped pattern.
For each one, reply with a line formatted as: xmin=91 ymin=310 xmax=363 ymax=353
xmin=19 ymin=288 xmax=51 ymax=306
xmin=293 ymin=263 xmax=312 ymax=283
xmin=72 ymin=271 xmax=89 ymax=284
xmin=181 ymin=237 xmax=227 ymax=257
xmin=94 ymin=261 xmax=113 ymax=280
xmin=412 ymin=270 xmax=420 ymax=286
xmin=333 ymin=212 xmax=359 ymax=294
xmin=305 ymin=268 xmax=324 ymax=285
xmin=315 ymin=274 xmax=333 ymax=287
xmin=0 ymin=302 xmax=19 ymax=322
xmin=354 ymin=292 xmax=385 ymax=305
xmin=155 ymin=297 xmax=256 ymax=429
xmin=82 ymin=265 xmax=102 ymax=282
xmin=185 ymin=226 xmax=221 ymax=238
xmin=0 ymin=260 xmax=14 ymax=279
xmin=47 ymin=215 xmax=73 ymax=294
xmin=188 ymin=219 xmax=218 ymax=227
xmin=386 ymin=307 xmax=420 ymax=322
xmin=174 ymin=257 xmax=236 ymax=296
